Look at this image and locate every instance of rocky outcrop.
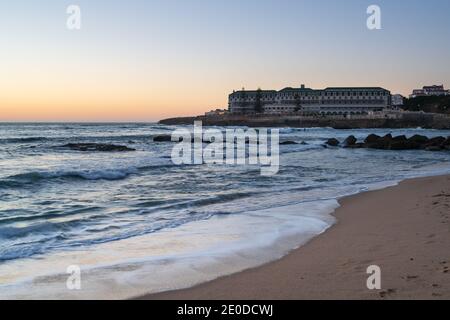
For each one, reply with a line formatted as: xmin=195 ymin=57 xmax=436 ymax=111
xmin=326 ymin=138 xmax=340 ymax=147
xmin=280 ymin=141 xmax=298 ymax=145
xmin=343 ymin=135 xmax=357 ymax=147
xmin=364 ymin=134 xmax=394 ymax=149
xmin=62 ymin=143 xmax=135 ymax=152
xmin=339 ymin=135 xmax=450 ymax=151
xmin=364 ymin=134 xmax=381 ymax=144
xmin=153 ymin=134 xmax=173 ymax=142
xmin=425 ymin=136 xmax=446 ymax=147
xmin=153 ymin=134 xmax=217 ymax=143
xmin=442 ymin=137 xmax=450 ymax=149
xmin=409 ymin=134 xmax=429 ymax=144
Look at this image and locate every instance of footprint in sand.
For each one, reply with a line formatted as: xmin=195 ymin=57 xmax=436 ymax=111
xmin=379 ymin=288 xmax=396 ymax=298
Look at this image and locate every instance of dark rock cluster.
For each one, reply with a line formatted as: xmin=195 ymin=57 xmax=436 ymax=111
xmin=280 ymin=141 xmax=298 ymax=145
xmin=325 ymin=138 xmax=340 ymax=147
xmin=154 ymin=134 xmax=302 ymax=146
xmin=153 ymin=134 xmax=208 ymax=143
xmin=153 ymin=134 xmax=173 ymax=142
xmin=62 ymin=143 xmax=135 ymax=152
xmin=326 ymin=134 xmax=450 ymax=151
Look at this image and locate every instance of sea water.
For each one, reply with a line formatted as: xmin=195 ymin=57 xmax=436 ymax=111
xmin=0 ymin=123 xmax=449 ymax=299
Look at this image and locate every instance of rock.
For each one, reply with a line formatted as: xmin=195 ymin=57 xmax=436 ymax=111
xmin=280 ymin=141 xmax=298 ymax=145
xmin=389 ymin=140 xmax=411 ymax=150
xmin=392 ymin=135 xmax=407 ymax=142
xmin=404 ymin=134 xmax=429 ymax=150
xmin=442 ymin=137 xmax=450 ymax=146
xmin=326 ymin=138 xmax=339 ymax=147
xmin=365 ymin=134 xmax=391 ymax=149
xmin=343 ymin=135 xmax=357 ymax=147
xmin=408 ymin=142 xmax=423 ymax=149
xmin=408 ymin=134 xmax=429 ymax=144
xmin=62 ymin=143 xmax=135 ymax=152
xmin=153 ymin=134 xmax=173 ymax=142
xmin=365 ymin=142 xmax=385 ymax=149
xmin=387 ymin=136 xmax=409 ymax=150
xmin=425 ymin=136 xmax=446 ymax=147
xmin=300 ymin=141 xmax=308 ymax=145
xmin=364 ymin=134 xmax=381 ymax=144
xmin=360 ymin=133 xmax=436 ymax=150
xmin=322 ymin=133 xmax=450 ymax=152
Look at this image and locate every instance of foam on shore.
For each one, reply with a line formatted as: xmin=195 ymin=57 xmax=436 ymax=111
xmin=0 ymin=199 xmax=338 ymax=299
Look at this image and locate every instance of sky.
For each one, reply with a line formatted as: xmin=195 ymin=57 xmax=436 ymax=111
xmin=1 ymin=0 xmax=450 ymax=122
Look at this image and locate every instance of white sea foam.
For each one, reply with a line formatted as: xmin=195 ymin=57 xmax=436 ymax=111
xmin=0 ymin=200 xmax=338 ymax=299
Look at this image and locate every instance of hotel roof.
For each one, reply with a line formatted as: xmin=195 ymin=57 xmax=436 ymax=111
xmin=231 ymin=86 xmax=389 ymax=95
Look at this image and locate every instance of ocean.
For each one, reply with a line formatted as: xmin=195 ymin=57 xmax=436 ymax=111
xmin=0 ymin=123 xmax=449 ymax=299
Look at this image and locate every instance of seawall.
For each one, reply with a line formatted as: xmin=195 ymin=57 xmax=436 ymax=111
xmin=159 ymin=112 xmax=450 ymax=129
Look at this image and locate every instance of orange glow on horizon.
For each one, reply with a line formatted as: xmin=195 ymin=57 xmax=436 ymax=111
xmin=0 ymin=76 xmax=230 ymax=122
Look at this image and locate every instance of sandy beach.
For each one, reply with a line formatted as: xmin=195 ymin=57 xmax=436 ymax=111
xmin=140 ymin=174 xmax=450 ymax=300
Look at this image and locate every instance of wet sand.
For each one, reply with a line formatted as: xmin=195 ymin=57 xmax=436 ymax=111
xmin=139 ymin=174 xmax=450 ymax=300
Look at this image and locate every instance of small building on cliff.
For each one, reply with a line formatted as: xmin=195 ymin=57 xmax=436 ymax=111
xmin=409 ymin=85 xmax=450 ymax=98
xmin=391 ymin=94 xmax=405 ymax=108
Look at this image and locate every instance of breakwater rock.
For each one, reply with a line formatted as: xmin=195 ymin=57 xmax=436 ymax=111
xmin=326 ymin=134 xmax=450 ymax=151
xmin=61 ymin=143 xmax=136 ymax=152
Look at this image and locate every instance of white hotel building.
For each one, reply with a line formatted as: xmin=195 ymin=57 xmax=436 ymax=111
xmin=228 ymin=85 xmax=392 ymax=115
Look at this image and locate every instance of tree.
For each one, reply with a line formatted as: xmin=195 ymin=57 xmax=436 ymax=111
xmin=240 ymin=88 xmax=247 ymax=113
xmin=255 ymin=88 xmax=263 ymax=113
xmin=294 ymin=93 xmax=302 ymax=112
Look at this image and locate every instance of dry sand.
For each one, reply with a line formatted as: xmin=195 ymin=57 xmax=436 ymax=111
xmin=140 ymin=174 xmax=450 ymax=300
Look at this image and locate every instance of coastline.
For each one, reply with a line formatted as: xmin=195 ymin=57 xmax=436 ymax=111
xmin=158 ymin=113 xmax=450 ymax=129
xmin=139 ymin=174 xmax=450 ymax=300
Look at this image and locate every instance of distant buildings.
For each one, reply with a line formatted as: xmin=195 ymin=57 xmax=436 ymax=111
xmin=205 ymin=108 xmax=227 ymax=116
xmin=409 ymin=85 xmax=449 ymax=98
xmin=391 ymin=94 xmax=405 ymax=107
xmin=228 ymin=85 xmax=391 ymax=115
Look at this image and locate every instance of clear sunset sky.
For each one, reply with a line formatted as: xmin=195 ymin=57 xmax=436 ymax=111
xmin=1 ymin=0 xmax=450 ymax=122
